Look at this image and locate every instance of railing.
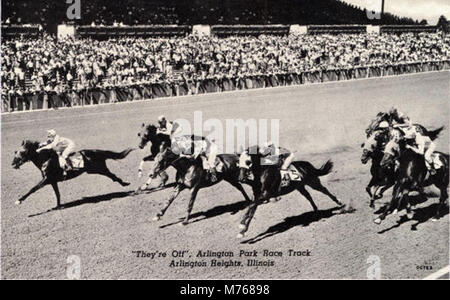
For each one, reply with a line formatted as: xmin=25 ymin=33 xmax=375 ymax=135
xmin=2 ymin=60 xmax=449 ymax=113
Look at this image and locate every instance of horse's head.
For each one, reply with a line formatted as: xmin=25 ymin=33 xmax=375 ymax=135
xmin=138 ymin=123 xmax=158 ymax=149
xmin=12 ymin=140 xmax=39 ymax=169
xmin=380 ymin=138 xmax=401 ymax=169
xmin=238 ymin=148 xmax=261 ymax=182
xmin=361 ymin=130 xmax=389 ymax=164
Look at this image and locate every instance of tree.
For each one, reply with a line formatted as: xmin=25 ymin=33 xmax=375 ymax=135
xmin=437 ymin=15 xmax=449 ymax=32
xmin=419 ymin=19 xmax=428 ymax=25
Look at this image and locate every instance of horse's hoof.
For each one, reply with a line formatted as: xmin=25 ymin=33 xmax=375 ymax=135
xmin=237 ymin=233 xmax=245 ymax=239
xmin=140 ymin=185 xmax=148 ymax=191
xmin=138 ymin=171 xmax=143 ymax=178
xmin=406 ymin=212 xmax=414 ymax=220
xmin=15 ymin=200 xmax=22 ymax=206
xmin=181 ymin=221 xmax=189 ymax=226
xmin=238 ymin=224 xmax=246 ymax=230
xmin=374 ymin=218 xmax=382 ymax=225
xmin=152 ymin=216 xmax=161 ymax=222
xmin=431 ymin=216 xmax=439 ymax=222
xmin=392 ymin=209 xmax=398 ymax=215
xmin=122 ymin=182 xmax=131 ymax=187
xmin=369 ymin=204 xmax=375 ymax=209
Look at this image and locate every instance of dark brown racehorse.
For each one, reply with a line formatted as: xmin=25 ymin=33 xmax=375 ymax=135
xmin=374 ymin=136 xmax=449 ymax=224
xmin=137 ymin=123 xmax=172 ymax=187
xmin=12 ymin=140 xmax=134 ymax=209
xmin=150 ymin=147 xmax=251 ymax=225
xmin=237 ymin=148 xmax=344 ymax=238
xmin=361 ymin=129 xmax=396 ymax=208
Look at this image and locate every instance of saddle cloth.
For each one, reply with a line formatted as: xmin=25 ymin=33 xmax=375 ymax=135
xmin=428 ymin=153 xmax=443 ymax=170
xmin=59 ymin=153 xmax=84 ymax=169
xmin=281 ymin=165 xmax=303 ymax=187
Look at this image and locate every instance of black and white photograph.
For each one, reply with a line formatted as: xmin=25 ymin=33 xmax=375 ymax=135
xmin=1 ymin=0 xmax=449 ymax=283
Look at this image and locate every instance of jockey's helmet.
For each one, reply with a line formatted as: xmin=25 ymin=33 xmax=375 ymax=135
xmin=389 ymin=107 xmax=398 ymax=116
xmin=378 ymin=121 xmax=389 ymax=129
xmin=47 ymin=129 xmax=57 ymax=138
xmin=47 ymin=129 xmax=57 ymax=142
xmin=158 ymin=115 xmax=166 ymax=123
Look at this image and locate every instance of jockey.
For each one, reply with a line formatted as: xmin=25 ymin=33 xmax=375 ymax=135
xmin=186 ymin=137 xmax=218 ymax=182
xmin=404 ymin=129 xmax=437 ymax=175
xmin=203 ymin=138 xmax=219 ymax=182
xmin=388 ymin=107 xmax=412 ymax=128
xmin=37 ymin=130 xmax=75 ymax=175
xmin=156 ymin=115 xmax=182 ymax=138
xmin=260 ymin=141 xmax=296 ymax=181
xmin=387 ymin=107 xmax=417 ymax=138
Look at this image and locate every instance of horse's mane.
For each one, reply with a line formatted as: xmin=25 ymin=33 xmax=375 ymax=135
xmin=22 ymin=140 xmax=42 ymax=152
xmin=22 ymin=140 xmax=57 ymax=156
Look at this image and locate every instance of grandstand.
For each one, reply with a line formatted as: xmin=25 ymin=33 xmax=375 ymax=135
xmin=2 ymin=0 xmax=449 ymax=113
xmin=2 ymin=0 xmax=420 ymax=30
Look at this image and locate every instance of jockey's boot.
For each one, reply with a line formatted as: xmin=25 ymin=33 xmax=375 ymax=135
xmin=65 ymin=158 xmax=73 ymax=172
xmin=209 ymin=168 xmax=218 ymax=183
xmin=426 ymin=160 xmax=437 ymax=176
xmin=280 ymin=169 xmax=290 ymax=187
xmin=429 ymin=165 xmax=437 ymax=176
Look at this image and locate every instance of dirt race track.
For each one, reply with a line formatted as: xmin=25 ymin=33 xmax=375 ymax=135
xmin=1 ymin=72 xmax=449 ymax=279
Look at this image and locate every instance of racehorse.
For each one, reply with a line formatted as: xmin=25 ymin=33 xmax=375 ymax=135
xmin=361 ymin=129 xmax=396 ymax=208
xmin=12 ymin=140 xmax=134 ymax=209
xmin=150 ymin=147 xmax=252 ymax=225
xmin=137 ymin=123 xmax=172 ymax=187
xmin=237 ymin=148 xmax=344 ymax=238
xmin=136 ymin=123 xmax=210 ymax=191
xmin=374 ymin=134 xmax=449 ymax=224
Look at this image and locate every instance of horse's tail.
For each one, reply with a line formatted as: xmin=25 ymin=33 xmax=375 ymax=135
xmin=102 ymin=148 xmax=135 ymax=160
xmin=427 ymin=126 xmax=444 ymax=141
xmin=312 ymin=160 xmax=334 ymax=177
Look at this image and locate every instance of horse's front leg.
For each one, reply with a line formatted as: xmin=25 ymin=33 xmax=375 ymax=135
xmin=138 ymin=155 xmax=154 ymax=178
xmin=237 ymin=201 xmax=259 ymax=239
xmin=51 ymin=182 xmax=61 ymax=209
xmin=153 ymin=185 xmax=184 ymax=221
xmin=374 ymin=180 xmax=395 ymax=200
xmin=228 ymin=180 xmax=252 ymax=202
xmin=366 ymin=177 xmax=376 ymax=199
xmin=138 ymin=160 xmax=145 ymax=178
xmin=158 ymin=171 xmax=169 ymax=188
xmin=182 ymin=186 xmax=200 ymax=226
xmin=374 ymin=186 xmax=402 ymax=224
xmin=16 ymin=178 xmax=49 ymax=205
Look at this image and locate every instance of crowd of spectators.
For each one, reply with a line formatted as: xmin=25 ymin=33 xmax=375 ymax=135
xmin=2 ymin=32 xmax=449 ymax=102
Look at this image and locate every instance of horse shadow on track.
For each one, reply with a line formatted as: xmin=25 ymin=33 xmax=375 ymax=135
xmin=159 ymin=200 xmax=249 ymax=229
xmin=376 ymin=193 xmax=449 ymax=234
xmin=28 ymin=183 xmax=177 ymax=218
xmin=241 ymin=206 xmax=352 ymax=245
